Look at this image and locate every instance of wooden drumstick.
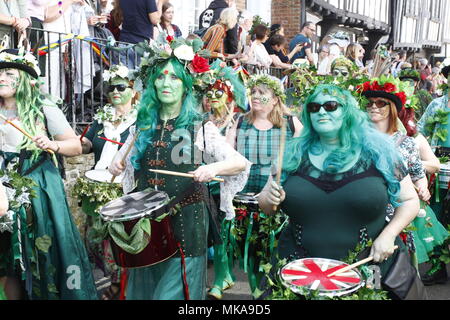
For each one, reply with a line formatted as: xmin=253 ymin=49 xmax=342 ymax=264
xmin=110 ymin=131 xmax=140 ymax=183
xmin=149 ymin=169 xmax=225 ymax=183
xmin=273 ymin=119 xmax=287 ymax=211
xmin=0 ymin=114 xmax=55 ymax=155
xmin=327 ymin=245 xmax=399 ymax=278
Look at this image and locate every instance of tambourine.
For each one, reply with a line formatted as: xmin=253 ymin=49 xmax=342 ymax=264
xmin=280 ymin=258 xmax=364 ymax=298
xmin=85 ymin=169 xmax=122 ymax=184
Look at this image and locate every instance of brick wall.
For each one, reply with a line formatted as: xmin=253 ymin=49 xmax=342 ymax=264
xmin=271 ymin=0 xmax=302 ymax=45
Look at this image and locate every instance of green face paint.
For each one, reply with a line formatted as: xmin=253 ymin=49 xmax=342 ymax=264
xmin=108 ymin=78 xmax=133 ymax=106
xmin=310 ymin=94 xmax=344 ymax=138
xmin=207 ymin=89 xmax=229 ymax=117
xmin=155 ymin=62 xmax=184 ymax=106
xmin=0 ymin=68 xmax=20 ymax=99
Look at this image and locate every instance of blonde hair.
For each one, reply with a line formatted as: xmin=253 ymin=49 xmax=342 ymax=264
xmin=345 ymin=43 xmax=363 ymax=61
xmin=218 ymin=8 xmax=238 ymax=30
xmin=246 ymin=84 xmax=291 ymax=128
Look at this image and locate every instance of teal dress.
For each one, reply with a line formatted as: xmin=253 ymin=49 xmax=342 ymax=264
xmin=126 ymin=118 xmax=208 ymax=300
xmin=278 ymin=153 xmax=408 ymax=278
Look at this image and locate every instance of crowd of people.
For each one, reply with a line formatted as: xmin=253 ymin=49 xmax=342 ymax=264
xmin=0 ymin=0 xmax=449 ymax=302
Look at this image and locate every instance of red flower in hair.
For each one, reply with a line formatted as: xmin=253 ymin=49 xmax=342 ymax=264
xmin=362 ymin=81 xmax=372 ymax=92
xmin=371 ymin=81 xmax=382 ymax=91
xmin=395 ymin=92 xmax=407 ymax=106
xmin=190 ymin=54 xmax=210 ymax=73
xmin=166 ymin=35 xmax=174 ymax=43
xmin=382 ymin=82 xmax=397 ymax=93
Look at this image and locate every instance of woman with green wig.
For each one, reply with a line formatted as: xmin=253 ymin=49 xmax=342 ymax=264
xmin=225 ymin=74 xmax=302 ymax=298
xmin=109 ymin=36 xmax=250 ymax=300
xmin=0 ymin=49 xmax=97 ymax=299
xmin=258 ymin=84 xmax=422 ymax=299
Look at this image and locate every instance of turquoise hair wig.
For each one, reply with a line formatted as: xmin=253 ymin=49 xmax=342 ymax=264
xmin=131 ymin=57 xmax=201 ymax=169
xmin=284 ymin=84 xmax=404 ymax=207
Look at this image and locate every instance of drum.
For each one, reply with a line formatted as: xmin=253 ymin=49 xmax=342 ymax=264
xmin=85 ymin=169 xmax=122 ymax=184
xmin=438 ymin=163 xmax=450 ymax=189
xmin=99 ymin=190 xmax=178 ymax=268
xmin=233 ymin=193 xmax=259 ymax=213
xmin=280 ymin=258 xmax=364 ymax=298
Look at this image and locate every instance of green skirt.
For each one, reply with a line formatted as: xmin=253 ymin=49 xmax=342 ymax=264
xmin=411 ymin=205 xmax=450 ymax=264
xmin=16 ymin=157 xmax=98 ymax=299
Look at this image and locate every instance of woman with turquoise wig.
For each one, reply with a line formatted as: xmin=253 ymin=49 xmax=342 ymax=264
xmin=258 ymin=84 xmax=421 ymax=299
xmin=109 ymin=36 xmax=250 ymax=300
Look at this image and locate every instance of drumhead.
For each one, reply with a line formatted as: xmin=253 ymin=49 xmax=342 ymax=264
xmin=99 ymin=190 xmax=170 ymax=222
xmin=233 ymin=193 xmax=258 ymax=205
xmin=85 ymin=169 xmax=122 ymax=184
xmin=280 ymin=258 xmax=364 ymax=298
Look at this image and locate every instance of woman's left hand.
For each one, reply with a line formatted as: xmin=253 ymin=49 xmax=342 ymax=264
xmin=33 ymin=135 xmax=58 ymax=152
xmin=370 ymin=233 xmax=397 ymax=263
xmin=189 ymin=165 xmax=218 ymax=183
xmin=417 ymin=185 xmax=431 ymax=202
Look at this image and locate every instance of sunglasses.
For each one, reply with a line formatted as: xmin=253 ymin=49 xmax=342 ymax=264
xmin=366 ymin=100 xmax=390 ymax=109
xmin=307 ymin=101 xmax=341 ymax=113
xmin=109 ymin=84 xmax=130 ymax=92
xmin=206 ymin=90 xmax=224 ymax=99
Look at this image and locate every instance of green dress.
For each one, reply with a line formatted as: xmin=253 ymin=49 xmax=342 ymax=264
xmin=126 ymin=118 xmax=208 ymax=300
xmin=0 ymin=105 xmax=98 ymax=300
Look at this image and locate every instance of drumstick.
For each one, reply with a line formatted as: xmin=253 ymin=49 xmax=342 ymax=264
xmin=0 ymin=114 xmax=55 ymax=155
xmin=149 ymin=169 xmax=225 ymax=183
xmin=79 ymin=125 xmax=90 ymax=141
xmin=99 ymin=136 xmax=124 ymax=146
xmin=273 ymin=119 xmax=287 ymax=211
xmin=110 ymin=131 xmax=140 ymax=183
xmin=327 ymin=245 xmax=399 ymax=278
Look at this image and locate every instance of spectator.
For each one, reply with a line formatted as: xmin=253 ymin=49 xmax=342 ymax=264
xmin=198 ymin=0 xmax=238 ymax=55
xmin=158 ymin=2 xmax=181 ymax=38
xmin=265 ymin=34 xmax=303 ymax=69
xmin=28 ymin=0 xmax=50 ymax=75
xmin=429 ymin=67 xmax=445 ymax=97
xmin=289 ymin=21 xmax=316 ymax=65
xmin=316 ymin=45 xmax=330 ymax=75
xmin=0 ymin=0 xmax=30 ymax=42
xmin=118 ymin=0 xmax=166 ymax=69
xmin=202 ymin=7 xmax=238 ymax=59
xmin=391 ymin=50 xmax=407 ymax=77
xmin=236 ymin=10 xmax=253 ymax=54
xmin=241 ymin=24 xmax=272 ymax=69
xmin=106 ymin=0 xmax=122 ymax=40
xmin=269 ymin=23 xmax=284 ymax=38
xmin=345 ymin=43 xmax=365 ymax=69
xmin=418 ymin=58 xmax=431 ymax=81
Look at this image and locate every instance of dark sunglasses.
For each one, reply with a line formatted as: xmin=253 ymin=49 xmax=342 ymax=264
xmin=109 ymin=84 xmax=130 ymax=92
xmin=206 ymin=90 xmax=224 ymax=99
xmin=366 ymin=100 xmax=390 ymax=109
xmin=307 ymin=101 xmax=341 ymax=113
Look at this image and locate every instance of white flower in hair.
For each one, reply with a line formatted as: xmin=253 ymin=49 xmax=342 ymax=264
xmin=103 ymin=70 xmax=112 ymax=82
xmin=116 ymin=65 xmax=129 ymax=79
xmin=174 ymin=45 xmax=195 ymax=61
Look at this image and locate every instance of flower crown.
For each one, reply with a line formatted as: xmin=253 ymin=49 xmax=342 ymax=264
xmin=0 ymin=48 xmax=40 ymax=78
xmin=248 ymin=74 xmax=286 ymax=103
xmin=103 ymin=64 xmax=131 ymax=82
xmin=398 ymin=68 xmax=420 ymax=81
xmin=133 ymin=33 xmax=211 ymax=91
xmin=357 ymin=76 xmax=408 ymax=111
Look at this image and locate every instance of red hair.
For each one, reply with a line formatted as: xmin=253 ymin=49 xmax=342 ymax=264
xmin=398 ymin=107 xmax=417 ymax=137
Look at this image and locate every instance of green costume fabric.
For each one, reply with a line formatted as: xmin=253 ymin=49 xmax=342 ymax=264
xmin=278 ymin=152 xmax=407 ymax=278
xmin=1 ymin=154 xmax=98 ymax=300
xmin=237 ymin=116 xmax=294 ymax=194
xmin=411 ymin=204 xmax=449 ymax=264
xmin=127 ymin=118 xmax=209 ymax=300
xmin=84 ymin=120 xmax=132 ymax=164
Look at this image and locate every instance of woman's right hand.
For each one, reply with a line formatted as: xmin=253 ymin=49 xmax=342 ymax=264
xmin=109 ymin=160 xmax=125 ymax=177
xmin=262 ymin=178 xmax=286 ymax=206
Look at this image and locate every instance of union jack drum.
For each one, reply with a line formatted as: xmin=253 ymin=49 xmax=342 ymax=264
xmin=280 ymin=258 xmax=364 ymax=298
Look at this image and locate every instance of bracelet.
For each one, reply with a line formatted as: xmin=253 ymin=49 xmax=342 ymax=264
xmin=54 ymin=141 xmax=60 ymax=153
